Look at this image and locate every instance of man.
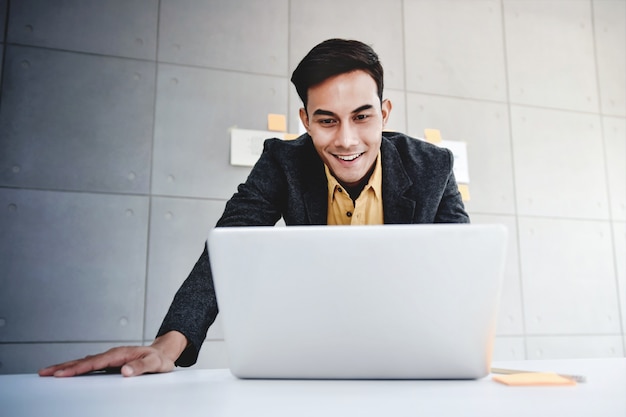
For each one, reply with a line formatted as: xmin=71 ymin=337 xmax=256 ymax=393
xmin=39 ymin=38 xmax=469 ymax=378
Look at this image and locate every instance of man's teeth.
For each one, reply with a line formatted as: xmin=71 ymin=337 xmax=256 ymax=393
xmin=336 ymin=153 xmax=362 ymax=161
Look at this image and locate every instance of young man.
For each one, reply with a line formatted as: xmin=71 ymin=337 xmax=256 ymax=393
xmin=40 ymin=39 xmax=469 ymax=378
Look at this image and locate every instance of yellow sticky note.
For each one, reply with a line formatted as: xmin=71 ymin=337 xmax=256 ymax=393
xmin=493 ymin=372 xmax=577 ymax=386
xmin=458 ymin=184 xmax=470 ymax=202
xmin=283 ymin=133 xmax=300 ymax=140
xmin=424 ymin=128 xmax=442 ymax=144
xmin=268 ymin=114 xmax=287 ymax=132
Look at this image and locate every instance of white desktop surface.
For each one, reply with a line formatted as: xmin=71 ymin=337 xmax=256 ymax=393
xmin=1 ymin=358 xmax=624 ymax=417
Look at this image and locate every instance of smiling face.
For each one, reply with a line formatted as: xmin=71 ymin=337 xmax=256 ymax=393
xmin=299 ymin=70 xmax=392 ymax=187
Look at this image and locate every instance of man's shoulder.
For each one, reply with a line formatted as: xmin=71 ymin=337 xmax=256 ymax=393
xmin=259 ymin=134 xmax=321 ymax=176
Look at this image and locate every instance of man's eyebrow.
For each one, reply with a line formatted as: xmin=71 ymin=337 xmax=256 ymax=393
xmin=312 ymin=104 xmax=374 ymax=117
xmin=312 ymin=109 xmax=336 ymax=117
xmin=352 ymin=104 xmax=374 ymax=113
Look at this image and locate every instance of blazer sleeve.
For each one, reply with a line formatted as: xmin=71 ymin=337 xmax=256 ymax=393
xmin=156 ymin=244 xmax=217 ymax=367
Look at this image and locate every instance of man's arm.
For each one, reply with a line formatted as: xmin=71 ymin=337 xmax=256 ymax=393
xmin=38 ymin=330 xmax=188 ymax=377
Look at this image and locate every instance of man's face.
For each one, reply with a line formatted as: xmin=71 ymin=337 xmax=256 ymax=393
xmin=299 ymin=70 xmax=392 ymax=187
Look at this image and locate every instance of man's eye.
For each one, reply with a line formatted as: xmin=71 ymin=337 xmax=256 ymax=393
xmin=319 ymin=119 xmax=336 ymax=125
xmin=354 ymin=114 xmax=369 ymax=121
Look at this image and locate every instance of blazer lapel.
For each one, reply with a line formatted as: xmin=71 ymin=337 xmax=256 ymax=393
xmin=381 ymin=138 xmax=416 ymax=224
xmin=301 ymin=139 xmax=328 ymax=225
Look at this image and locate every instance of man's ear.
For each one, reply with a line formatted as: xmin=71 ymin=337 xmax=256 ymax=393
xmin=299 ymin=107 xmax=310 ymax=133
xmin=381 ymin=99 xmax=392 ymax=128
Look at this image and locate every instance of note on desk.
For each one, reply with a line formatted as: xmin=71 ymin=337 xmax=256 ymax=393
xmin=230 ymin=128 xmax=277 ymax=167
xmin=268 ymin=113 xmax=287 ymax=132
xmin=493 ymin=372 xmax=577 ymax=386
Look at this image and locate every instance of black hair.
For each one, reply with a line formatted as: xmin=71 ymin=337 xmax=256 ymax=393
xmin=290 ymin=39 xmax=384 ymax=109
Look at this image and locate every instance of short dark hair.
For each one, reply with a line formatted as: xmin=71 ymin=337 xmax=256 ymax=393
xmin=290 ymin=39 xmax=384 ymax=109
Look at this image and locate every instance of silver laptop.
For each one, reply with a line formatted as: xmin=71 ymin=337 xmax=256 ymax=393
xmin=208 ymin=224 xmax=507 ymax=380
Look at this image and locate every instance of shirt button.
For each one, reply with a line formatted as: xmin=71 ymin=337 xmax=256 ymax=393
xmin=346 ymin=211 xmax=352 ymax=217
xmin=337 ymin=187 xmax=343 ymax=193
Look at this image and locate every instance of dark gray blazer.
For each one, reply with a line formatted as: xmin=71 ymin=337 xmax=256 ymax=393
xmin=158 ymin=131 xmax=470 ymax=366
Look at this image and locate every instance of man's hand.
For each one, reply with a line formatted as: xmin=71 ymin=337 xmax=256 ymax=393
xmin=38 ymin=331 xmax=188 ymax=377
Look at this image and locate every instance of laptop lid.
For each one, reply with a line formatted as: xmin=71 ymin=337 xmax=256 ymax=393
xmin=208 ymin=224 xmax=507 ymax=380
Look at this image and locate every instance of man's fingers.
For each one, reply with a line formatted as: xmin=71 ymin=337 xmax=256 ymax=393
xmin=52 ymin=356 xmax=110 ymax=377
xmin=44 ymin=356 xmax=108 ymax=377
xmin=39 ymin=347 xmax=145 ymax=377
xmin=38 ymin=346 xmax=176 ymax=378
xmin=38 ymin=359 xmax=84 ymax=376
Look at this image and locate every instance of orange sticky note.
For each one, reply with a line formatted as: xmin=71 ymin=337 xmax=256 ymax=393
xmin=268 ymin=114 xmax=287 ymax=132
xmin=458 ymin=184 xmax=470 ymax=202
xmin=493 ymin=372 xmax=577 ymax=386
xmin=424 ymin=128 xmax=442 ymax=144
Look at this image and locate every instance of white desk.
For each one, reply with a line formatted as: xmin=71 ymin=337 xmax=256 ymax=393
xmin=1 ymin=358 xmax=624 ymax=417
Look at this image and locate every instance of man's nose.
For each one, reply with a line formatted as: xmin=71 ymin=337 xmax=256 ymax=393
xmin=335 ymin=122 xmax=358 ymax=148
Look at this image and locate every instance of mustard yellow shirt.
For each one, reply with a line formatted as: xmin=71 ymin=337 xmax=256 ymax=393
xmin=325 ymin=153 xmax=384 ymax=225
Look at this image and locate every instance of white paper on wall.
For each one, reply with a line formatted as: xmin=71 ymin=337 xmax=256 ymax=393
xmin=230 ymin=128 xmax=278 ymax=167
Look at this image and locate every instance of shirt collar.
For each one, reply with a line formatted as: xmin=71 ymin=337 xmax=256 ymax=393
xmin=324 ymin=152 xmax=382 ymax=202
